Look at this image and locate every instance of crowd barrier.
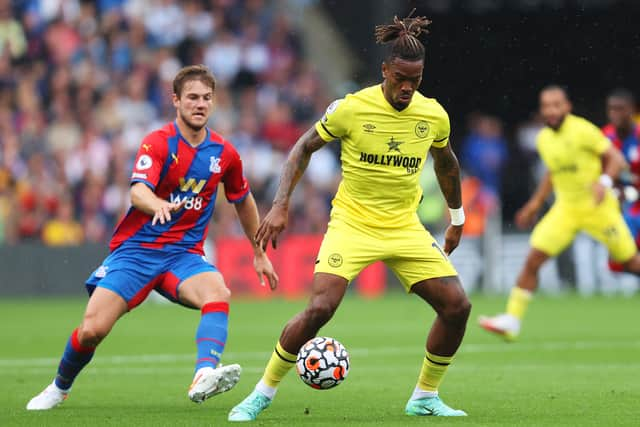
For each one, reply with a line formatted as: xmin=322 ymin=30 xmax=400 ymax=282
xmin=1 ymin=234 xmax=636 ymax=297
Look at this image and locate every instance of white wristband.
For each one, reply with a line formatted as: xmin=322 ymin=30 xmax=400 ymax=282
xmin=599 ymin=174 xmax=613 ymax=188
xmin=449 ymin=207 xmax=465 ymax=226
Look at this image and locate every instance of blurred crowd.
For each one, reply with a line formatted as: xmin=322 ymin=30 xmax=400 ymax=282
xmin=0 ymin=0 xmax=580 ymax=247
xmin=0 ymin=0 xmax=342 ymax=246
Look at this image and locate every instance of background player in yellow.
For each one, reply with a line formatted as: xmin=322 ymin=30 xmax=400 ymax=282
xmin=228 ymin=12 xmax=471 ymax=421
xmin=479 ymin=86 xmax=640 ymax=341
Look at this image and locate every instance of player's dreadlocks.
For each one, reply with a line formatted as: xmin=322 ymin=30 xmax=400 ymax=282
xmin=374 ymin=9 xmax=431 ymax=62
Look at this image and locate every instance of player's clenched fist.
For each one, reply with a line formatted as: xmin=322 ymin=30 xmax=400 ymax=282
xmin=443 ymin=224 xmax=463 ymax=255
xmin=591 ymin=181 xmax=607 ymax=205
xmin=152 ymin=199 xmax=186 ymax=225
xmin=255 ymin=203 xmax=288 ymax=250
xmin=515 ymin=202 xmax=539 ymax=229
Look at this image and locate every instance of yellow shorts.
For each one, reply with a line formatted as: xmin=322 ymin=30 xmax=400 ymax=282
xmin=314 ymin=216 xmax=458 ymax=292
xmin=531 ymin=195 xmax=636 ymax=262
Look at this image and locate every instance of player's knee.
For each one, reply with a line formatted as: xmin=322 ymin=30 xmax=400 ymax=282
xmin=77 ymin=323 xmax=109 ymax=347
xmin=206 ymin=285 xmax=231 ymax=303
xmin=304 ymin=300 xmax=336 ymax=327
xmin=442 ymin=296 xmax=471 ymax=325
xmin=194 ymin=284 xmax=231 ymax=307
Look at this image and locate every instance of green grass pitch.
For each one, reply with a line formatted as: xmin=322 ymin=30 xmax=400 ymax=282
xmin=1 ymin=293 xmax=638 ymax=426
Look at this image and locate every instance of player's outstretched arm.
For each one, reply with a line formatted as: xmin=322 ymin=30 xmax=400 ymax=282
xmin=130 ymin=182 xmax=186 ymax=225
xmin=430 ymin=144 xmax=464 ymax=255
xmin=255 ymin=127 xmax=329 ymax=250
xmin=234 ymin=192 xmax=279 ymax=290
xmin=515 ymin=172 xmax=552 ymax=229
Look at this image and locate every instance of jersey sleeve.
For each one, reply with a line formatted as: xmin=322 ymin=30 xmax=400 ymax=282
xmin=430 ymin=103 xmax=451 ymax=148
xmin=131 ymin=132 xmax=168 ymax=190
xmin=314 ymin=97 xmax=352 ymax=142
xmin=582 ymin=120 xmax=611 ymax=154
xmin=222 ymin=144 xmax=250 ymax=203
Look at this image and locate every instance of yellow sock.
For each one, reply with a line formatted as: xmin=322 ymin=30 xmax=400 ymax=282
xmin=416 ymin=351 xmax=454 ymax=392
xmin=261 ymin=341 xmax=297 ymax=388
xmin=506 ymin=287 xmax=533 ymax=320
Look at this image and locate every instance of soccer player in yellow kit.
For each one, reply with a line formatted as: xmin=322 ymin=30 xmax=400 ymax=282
xmin=228 ymin=13 xmax=470 ymax=421
xmin=479 ymin=86 xmax=640 ymax=340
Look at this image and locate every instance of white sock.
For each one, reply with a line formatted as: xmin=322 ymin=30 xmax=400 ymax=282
xmin=410 ymin=386 xmax=438 ymax=401
xmin=255 ymin=379 xmax=277 ymax=400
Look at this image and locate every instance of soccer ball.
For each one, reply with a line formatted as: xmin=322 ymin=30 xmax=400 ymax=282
xmin=296 ymin=336 xmax=350 ymax=390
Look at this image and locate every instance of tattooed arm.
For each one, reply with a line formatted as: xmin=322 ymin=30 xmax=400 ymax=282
xmin=429 ymin=143 xmax=464 ymax=254
xmin=430 ymin=143 xmax=462 ymax=209
xmin=255 ymin=127 xmax=331 ymax=250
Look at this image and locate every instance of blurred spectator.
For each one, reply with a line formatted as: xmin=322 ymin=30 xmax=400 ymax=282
xmin=183 ymin=0 xmax=214 ymax=43
xmin=460 ymin=113 xmax=508 ymax=197
xmin=0 ymin=2 xmax=27 ymax=60
xmin=204 ymin=30 xmax=242 ymax=85
xmin=46 ymin=95 xmax=82 ymax=153
xmin=459 ymin=176 xmax=496 ymax=237
xmin=41 ymin=196 xmax=83 ymax=246
xmin=516 ymin=112 xmax=545 ymax=183
xmin=261 ymin=101 xmax=303 ymax=151
xmin=144 ymin=0 xmax=185 ymax=48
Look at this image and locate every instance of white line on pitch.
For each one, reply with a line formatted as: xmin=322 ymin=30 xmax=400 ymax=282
xmin=4 ymin=363 xmax=640 ymax=376
xmin=1 ymin=340 xmax=638 ymax=368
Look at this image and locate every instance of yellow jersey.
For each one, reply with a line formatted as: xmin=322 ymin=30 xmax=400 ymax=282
xmin=314 ymin=84 xmax=450 ymax=229
xmin=536 ymin=114 xmax=612 ymax=209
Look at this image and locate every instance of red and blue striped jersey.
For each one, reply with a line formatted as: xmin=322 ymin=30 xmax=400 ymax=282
xmin=110 ymin=122 xmax=250 ymax=254
xmin=602 ymin=123 xmax=640 ymax=188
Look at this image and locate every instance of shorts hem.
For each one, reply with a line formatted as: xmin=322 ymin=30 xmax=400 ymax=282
xmin=313 ymin=267 xmax=352 ymax=283
xmin=405 ymin=271 xmax=459 ymax=293
xmin=85 ymin=282 xmax=130 ymax=305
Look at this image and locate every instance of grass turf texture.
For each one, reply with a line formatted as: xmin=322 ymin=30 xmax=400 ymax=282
xmin=1 ymin=294 xmax=638 ymax=426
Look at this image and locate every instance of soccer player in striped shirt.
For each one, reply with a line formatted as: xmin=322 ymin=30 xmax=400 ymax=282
xmin=602 ymin=89 xmax=640 ymax=271
xmin=27 ymin=65 xmax=278 ymax=410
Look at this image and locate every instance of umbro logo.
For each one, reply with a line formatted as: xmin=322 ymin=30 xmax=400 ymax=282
xmin=363 ymin=123 xmax=376 ymax=133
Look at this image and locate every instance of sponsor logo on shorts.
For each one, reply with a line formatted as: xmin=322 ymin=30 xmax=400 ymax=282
xmin=328 ymin=253 xmax=343 ymax=268
xmin=415 ymin=121 xmax=430 ymax=138
xmin=95 ymin=265 xmax=108 ymax=278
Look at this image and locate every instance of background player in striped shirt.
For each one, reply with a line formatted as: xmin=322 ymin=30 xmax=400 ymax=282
xmin=229 ymin=12 xmax=470 ymax=421
xmin=602 ymin=89 xmax=640 ymax=271
xmin=26 ymin=65 xmax=278 ymax=410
